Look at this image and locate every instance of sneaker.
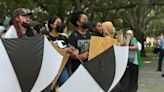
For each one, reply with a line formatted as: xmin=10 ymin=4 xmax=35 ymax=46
xmin=157 ymin=68 xmax=162 ymax=72
xmin=161 ymin=74 xmax=164 ymax=77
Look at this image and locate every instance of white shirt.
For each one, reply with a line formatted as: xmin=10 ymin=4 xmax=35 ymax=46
xmin=3 ymin=25 xmax=18 ymax=38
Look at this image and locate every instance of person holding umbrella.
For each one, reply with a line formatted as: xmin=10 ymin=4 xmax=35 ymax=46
xmin=3 ymin=8 xmax=37 ymax=38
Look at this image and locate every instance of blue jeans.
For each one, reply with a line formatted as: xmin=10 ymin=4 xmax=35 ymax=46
xmin=57 ymin=67 xmax=69 ymax=86
xmin=51 ymin=67 xmax=69 ymax=92
xmin=158 ymin=50 xmax=164 ymax=70
xmin=128 ymin=58 xmax=134 ymax=63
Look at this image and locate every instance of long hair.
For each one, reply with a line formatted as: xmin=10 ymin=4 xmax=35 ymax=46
xmin=12 ymin=17 xmax=23 ymax=37
xmin=48 ymin=16 xmax=59 ymax=32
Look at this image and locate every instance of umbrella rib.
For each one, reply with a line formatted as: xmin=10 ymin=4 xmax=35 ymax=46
xmin=77 ymin=56 xmax=84 ymax=64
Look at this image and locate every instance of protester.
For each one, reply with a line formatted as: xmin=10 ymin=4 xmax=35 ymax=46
xmin=47 ymin=16 xmax=78 ymax=92
xmin=47 ymin=16 xmax=76 ymax=58
xmin=120 ymin=30 xmax=141 ymax=92
xmin=69 ymin=11 xmax=92 ymax=72
xmin=0 ymin=7 xmax=149 ymax=92
xmin=90 ymin=20 xmax=103 ymax=37
xmin=1 ymin=7 xmax=53 ymax=92
xmin=47 ymin=16 xmax=68 ymax=43
xmin=58 ymin=23 xmax=69 ymax=38
xmin=157 ymin=33 xmax=164 ymax=72
xmin=3 ymin=8 xmax=37 ymax=38
xmin=102 ymin=21 xmax=115 ymax=38
xmin=101 ymin=21 xmax=122 ymax=92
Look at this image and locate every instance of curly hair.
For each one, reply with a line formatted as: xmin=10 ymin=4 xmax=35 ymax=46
xmin=70 ymin=11 xmax=87 ymax=27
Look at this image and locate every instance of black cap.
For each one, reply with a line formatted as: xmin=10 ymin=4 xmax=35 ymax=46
xmin=12 ymin=8 xmax=32 ymax=18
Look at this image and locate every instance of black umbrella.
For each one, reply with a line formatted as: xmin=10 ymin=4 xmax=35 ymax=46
xmin=60 ymin=46 xmax=128 ymax=92
xmin=0 ymin=36 xmax=63 ymax=92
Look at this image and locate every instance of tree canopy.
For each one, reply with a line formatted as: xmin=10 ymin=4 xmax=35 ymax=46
xmin=0 ymin=0 xmax=164 ymax=38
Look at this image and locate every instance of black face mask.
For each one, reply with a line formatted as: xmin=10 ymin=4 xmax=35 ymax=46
xmin=56 ymin=24 xmax=65 ymax=33
xmin=21 ymin=22 xmax=30 ymax=28
xmin=81 ymin=22 xmax=89 ymax=29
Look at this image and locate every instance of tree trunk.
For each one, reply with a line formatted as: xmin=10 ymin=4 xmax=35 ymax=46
xmin=134 ymin=5 xmax=147 ymax=57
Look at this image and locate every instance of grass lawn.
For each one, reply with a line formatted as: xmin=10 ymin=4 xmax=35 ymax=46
xmin=141 ymin=47 xmax=159 ymax=62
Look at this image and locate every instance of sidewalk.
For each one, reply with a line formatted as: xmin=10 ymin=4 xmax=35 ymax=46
xmin=138 ymin=53 xmax=164 ymax=92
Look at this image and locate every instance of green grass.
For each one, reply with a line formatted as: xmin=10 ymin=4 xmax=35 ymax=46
xmin=141 ymin=47 xmax=158 ymax=62
xmin=145 ymin=47 xmax=153 ymax=53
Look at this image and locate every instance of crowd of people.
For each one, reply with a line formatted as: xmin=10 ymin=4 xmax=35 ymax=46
xmin=0 ymin=7 xmax=147 ymax=92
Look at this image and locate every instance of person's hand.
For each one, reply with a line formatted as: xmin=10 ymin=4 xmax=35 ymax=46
xmin=63 ymin=47 xmax=75 ymax=53
xmin=78 ymin=52 xmax=89 ymax=61
xmin=70 ymin=49 xmax=79 ymax=59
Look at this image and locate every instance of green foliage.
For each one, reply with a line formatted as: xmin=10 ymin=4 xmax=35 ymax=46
xmin=145 ymin=19 xmax=164 ymax=37
xmin=0 ymin=0 xmax=164 ymax=36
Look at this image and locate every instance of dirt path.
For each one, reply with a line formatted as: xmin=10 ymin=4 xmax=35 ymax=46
xmin=138 ymin=55 xmax=164 ymax=92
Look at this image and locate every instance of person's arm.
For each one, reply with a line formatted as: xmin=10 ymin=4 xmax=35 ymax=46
xmin=129 ymin=39 xmax=138 ymax=50
xmin=129 ymin=45 xmax=138 ymax=50
xmin=68 ymin=32 xmax=89 ymax=61
xmin=63 ymin=46 xmax=78 ymax=56
xmin=68 ymin=33 xmax=77 ymax=47
xmin=78 ymin=51 xmax=89 ymax=61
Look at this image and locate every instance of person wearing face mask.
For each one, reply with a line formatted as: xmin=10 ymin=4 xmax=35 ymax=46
xmin=47 ymin=16 xmax=77 ymax=55
xmin=69 ymin=11 xmax=92 ymax=73
xmin=47 ymin=16 xmax=68 ymax=42
xmin=3 ymin=8 xmax=37 ymax=38
xmin=47 ymin=16 xmax=78 ymax=92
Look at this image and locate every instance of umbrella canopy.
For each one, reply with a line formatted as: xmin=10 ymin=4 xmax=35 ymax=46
xmin=0 ymin=36 xmax=63 ymax=92
xmin=60 ymin=46 xmax=128 ymax=92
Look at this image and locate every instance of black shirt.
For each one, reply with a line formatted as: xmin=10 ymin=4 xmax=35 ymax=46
xmin=68 ymin=30 xmax=91 ymax=53
xmin=68 ymin=30 xmax=92 ymax=72
xmin=20 ymin=27 xmax=38 ymax=38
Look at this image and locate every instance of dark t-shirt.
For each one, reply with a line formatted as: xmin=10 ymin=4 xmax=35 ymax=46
xmin=68 ymin=30 xmax=92 ymax=72
xmin=26 ymin=28 xmax=35 ymax=37
xmin=68 ymin=30 xmax=91 ymax=52
xmin=18 ymin=27 xmax=38 ymax=38
xmin=23 ymin=27 xmax=38 ymax=37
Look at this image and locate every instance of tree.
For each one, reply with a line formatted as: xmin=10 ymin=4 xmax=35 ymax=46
xmin=0 ymin=0 xmax=164 ymax=36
